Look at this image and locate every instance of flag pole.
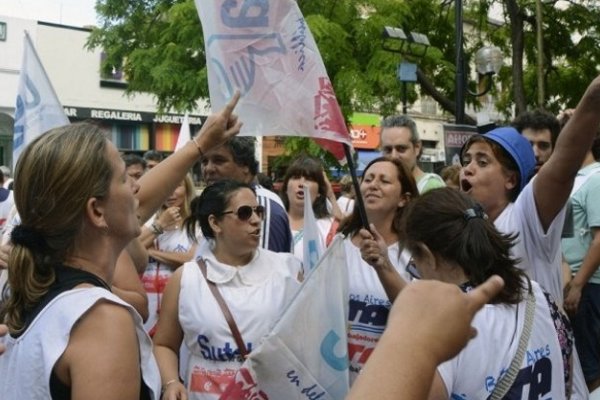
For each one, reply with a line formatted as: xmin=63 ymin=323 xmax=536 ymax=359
xmin=343 ymin=143 xmax=370 ymax=231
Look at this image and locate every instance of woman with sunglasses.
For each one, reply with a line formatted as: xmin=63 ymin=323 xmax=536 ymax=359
xmin=153 ymin=179 xmax=302 ymax=400
xmin=399 ymin=187 xmax=587 ymax=399
xmin=338 ymin=156 xmax=418 ymax=384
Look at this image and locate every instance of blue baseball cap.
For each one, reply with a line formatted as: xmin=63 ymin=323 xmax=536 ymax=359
xmin=461 ymin=127 xmax=536 ymax=193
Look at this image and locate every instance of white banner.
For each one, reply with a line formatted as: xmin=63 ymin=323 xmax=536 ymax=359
xmin=13 ymin=32 xmax=69 ymax=169
xmin=221 ymin=236 xmax=349 ymax=399
xmin=175 ymin=112 xmax=191 ymax=151
xmin=195 ymin=0 xmax=352 ymax=159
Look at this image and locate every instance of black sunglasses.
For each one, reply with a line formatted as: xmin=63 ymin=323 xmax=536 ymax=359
xmin=220 ymin=205 xmax=265 ymax=221
xmin=406 ymin=259 xmax=421 ymax=280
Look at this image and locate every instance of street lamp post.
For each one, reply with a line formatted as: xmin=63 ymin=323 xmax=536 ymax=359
xmin=382 ymin=27 xmax=430 ymax=115
xmin=455 ymin=1 xmax=503 ymax=125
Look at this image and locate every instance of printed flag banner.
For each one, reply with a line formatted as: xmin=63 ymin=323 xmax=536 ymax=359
xmin=303 ymin=186 xmax=324 ymax=272
xmin=195 ymin=0 xmax=352 ymax=160
xmin=175 ymin=112 xmax=191 ymax=151
xmin=221 ymin=236 xmax=350 ymax=399
xmin=13 ymin=32 xmax=69 ymax=169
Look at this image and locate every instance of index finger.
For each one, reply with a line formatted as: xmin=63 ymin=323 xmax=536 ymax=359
xmin=224 ymin=90 xmax=241 ymax=115
xmin=465 ymin=275 xmax=504 ymax=314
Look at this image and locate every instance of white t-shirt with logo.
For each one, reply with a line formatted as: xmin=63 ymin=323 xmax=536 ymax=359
xmin=438 ymin=281 xmax=587 ymax=399
xmin=142 ymin=215 xmax=195 ymax=334
xmin=345 ymin=238 xmax=411 ymax=384
xmin=179 ymin=244 xmax=301 ymax=399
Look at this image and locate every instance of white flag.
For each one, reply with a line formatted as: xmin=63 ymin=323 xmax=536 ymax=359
xmin=220 ymin=236 xmax=349 ymax=400
xmin=13 ymin=32 xmax=69 ymax=169
xmin=303 ymin=186 xmax=324 ymax=272
xmin=195 ymin=0 xmax=351 ymax=160
xmin=174 ymin=112 xmax=191 ymax=151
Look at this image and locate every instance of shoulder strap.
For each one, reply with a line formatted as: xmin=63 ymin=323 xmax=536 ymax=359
xmin=197 ymin=258 xmax=248 ymax=358
xmin=488 ymin=288 xmax=536 ymax=400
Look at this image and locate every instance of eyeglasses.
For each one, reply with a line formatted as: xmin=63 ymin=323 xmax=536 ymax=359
xmin=406 ymin=259 xmax=421 ymax=280
xmin=220 ymin=205 xmax=265 ymax=221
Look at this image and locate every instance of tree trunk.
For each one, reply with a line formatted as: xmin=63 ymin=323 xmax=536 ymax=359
xmin=535 ymin=0 xmax=545 ymax=106
xmin=506 ymin=0 xmax=527 ymax=116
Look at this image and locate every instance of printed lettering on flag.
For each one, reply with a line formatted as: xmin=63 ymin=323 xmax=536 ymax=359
xmin=13 ymin=32 xmax=69 ymax=169
xmin=220 ymin=236 xmax=349 ymax=399
xmin=195 ymin=0 xmax=352 ymax=160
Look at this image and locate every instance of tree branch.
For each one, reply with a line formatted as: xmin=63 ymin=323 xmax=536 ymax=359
xmin=416 ymin=67 xmax=477 ymax=126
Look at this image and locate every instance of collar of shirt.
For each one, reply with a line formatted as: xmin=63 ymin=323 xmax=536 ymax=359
xmin=201 ymin=243 xmax=269 ymax=285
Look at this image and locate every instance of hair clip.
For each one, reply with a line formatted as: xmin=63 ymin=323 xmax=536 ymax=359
xmin=463 ymin=205 xmax=488 ymax=221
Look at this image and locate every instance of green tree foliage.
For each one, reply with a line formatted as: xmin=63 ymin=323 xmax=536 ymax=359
xmin=88 ymin=0 xmax=600 ymax=169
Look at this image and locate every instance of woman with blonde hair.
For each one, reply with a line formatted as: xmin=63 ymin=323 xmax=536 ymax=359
xmin=0 ymin=92 xmax=242 ymax=399
xmin=140 ymin=174 xmax=198 ymax=335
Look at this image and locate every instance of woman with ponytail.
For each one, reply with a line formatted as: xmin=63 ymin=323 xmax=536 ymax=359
xmin=0 ymin=92 xmax=242 ymax=399
xmin=400 ymin=188 xmax=587 ymax=399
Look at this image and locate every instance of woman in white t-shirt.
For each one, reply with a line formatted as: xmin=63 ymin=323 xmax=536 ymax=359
xmin=153 ymin=179 xmax=302 ymax=400
xmin=139 ymin=174 xmax=197 ymax=335
xmin=338 ymin=156 xmax=419 ymax=384
xmin=401 ymin=187 xmax=587 ymax=399
xmin=280 ymin=156 xmax=341 ymax=264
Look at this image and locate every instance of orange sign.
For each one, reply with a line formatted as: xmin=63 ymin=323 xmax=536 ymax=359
xmin=350 ymin=124 xmax=380 ymax=150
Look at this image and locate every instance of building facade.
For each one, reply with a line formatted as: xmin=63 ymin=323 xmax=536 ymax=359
xmin=0 ymin=16 xmax=208 ymax=169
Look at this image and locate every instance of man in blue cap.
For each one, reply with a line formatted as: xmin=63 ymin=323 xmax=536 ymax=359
xmin=460 ymin=75 xmax=600 ymax=307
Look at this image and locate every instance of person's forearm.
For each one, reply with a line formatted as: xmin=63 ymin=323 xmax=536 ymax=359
xmin=137 ymin=142 xmax=201 ymax=223
xmin=139 ymin=225 xmax=159 ymax=248
xmin=376 ymin=258 xmax=407 ymax=303
xmin=348 ymin=331 xmax=438 ymax=400
xmin=125 ymin=238 xmax=149 ymax=275
xmin=154 ymin=345 xmax=182 ymax=386
xmin=148 ymin=248 xmax=194 ymax=269
xmin=552 ymin=78 xmax=600 ymax=182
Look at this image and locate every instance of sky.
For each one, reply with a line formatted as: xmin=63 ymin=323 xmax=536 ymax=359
xmin=0 ymin=0 xmax=98 ymax=27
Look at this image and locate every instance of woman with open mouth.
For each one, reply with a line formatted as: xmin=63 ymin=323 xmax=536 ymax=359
xmin=152 ymin=179 xmax=302 ymax=400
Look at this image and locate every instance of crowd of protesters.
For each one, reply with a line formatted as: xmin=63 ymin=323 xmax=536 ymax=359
xmin=0 ymin=73 xmax=600 ymax=399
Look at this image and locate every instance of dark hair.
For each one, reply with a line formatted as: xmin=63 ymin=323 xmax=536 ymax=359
xmin=143 ymin=150 xmax=164 ymax=162
xmin=122 ymin=153 xmax=146 ymax=169
xmin=185 ymin=179 xmax=255 ymax=240
xmin=256 ymin=172 xmax=274 ymax=192
xmin=225 ymin=137 xmax=259 ymax=176
xmin=280 ymin=156 xmax=330 ymax=219
xmin=512 ymin=109 xmax=560 ymax=148
xmin=339 ymin=156 xmax=418 ymax=238
xmin=461 ymin=136 xmax=521 ymax=201
xmin=380 ymin=115 xmax=419 ymax=143
xmin=403 ymin=187 xmax=528 ymax=304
